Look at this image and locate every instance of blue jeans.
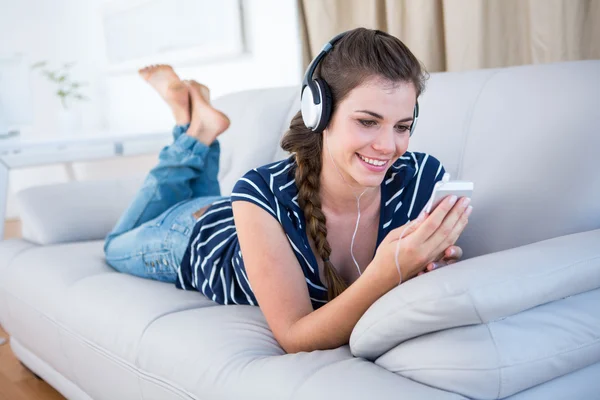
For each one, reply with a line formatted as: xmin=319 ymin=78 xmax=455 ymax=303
xmin=103 ymin=124 xmax=226 ymax=283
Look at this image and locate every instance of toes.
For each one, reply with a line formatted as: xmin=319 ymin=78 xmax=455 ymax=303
xmin=138 ymin=66 xmax=152 ymax=79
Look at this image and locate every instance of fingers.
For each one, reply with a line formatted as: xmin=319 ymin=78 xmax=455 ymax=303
xmin=411 ymin=195 xmax=460 ymax=245
xmin=418 ymin=245 xmax=464 ymax=276
xmin=445 ymin=245 xmax=463 ymax=261
xmin=429 ymin=202 xmax=471 ymax=261
xmin=384 ymin=211 xmax=427 ymax=244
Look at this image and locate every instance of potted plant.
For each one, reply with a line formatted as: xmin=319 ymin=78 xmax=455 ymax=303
xmin=31 ymin=61 xmax=89 ymax=135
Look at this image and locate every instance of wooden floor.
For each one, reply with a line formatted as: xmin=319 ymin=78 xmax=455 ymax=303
xmin=0 ymin=326 xmax=65 ymax=400
xmin=1 ymin=221 xmax=65 ymax=399
xmin=3 ymin=218 xmax=22 ymax=240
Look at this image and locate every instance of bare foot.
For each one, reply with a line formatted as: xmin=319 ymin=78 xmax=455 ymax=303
xmin=185 ymin=80 xmax=230 ymax=146
xmin=139 ymin=64 xmax=190 ymax=125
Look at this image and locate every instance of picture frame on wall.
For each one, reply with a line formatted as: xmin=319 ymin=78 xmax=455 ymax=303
xmin=102 ymin=0 xmax=246 ymax=73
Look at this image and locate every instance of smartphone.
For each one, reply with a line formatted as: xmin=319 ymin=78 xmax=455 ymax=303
xmin=424 ymin=173 xmax=474 ymax=214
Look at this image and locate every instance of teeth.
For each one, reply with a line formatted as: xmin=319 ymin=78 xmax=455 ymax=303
xmin=358 ymin=154 xmax=387 ymax=167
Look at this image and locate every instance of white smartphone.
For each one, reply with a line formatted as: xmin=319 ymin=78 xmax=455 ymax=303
xmin=424 ymin=173 xmax=474 ymax=214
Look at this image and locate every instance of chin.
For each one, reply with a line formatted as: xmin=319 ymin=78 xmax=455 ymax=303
xmin=355 ymin=174 xmax=386 ymax=188
xmin=350 ymin=169 xmax=388 ymax=189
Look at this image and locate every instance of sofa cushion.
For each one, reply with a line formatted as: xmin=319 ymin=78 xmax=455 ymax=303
xmin=135 ymin=307 xmax=463 ymax=400
xmin=17 ymin=177 xmax=144 ymax=245
xmin=376 ymin=288 xmax=600 ymax=399
xmin=1 ymin=240 xmax=458 ymax=400
xmin=350 ymin=228 xmax=600 ymax=359
xmin=349 ymin=228 xmax=600 ymax=397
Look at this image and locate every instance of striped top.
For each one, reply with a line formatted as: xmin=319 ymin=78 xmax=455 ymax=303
xmin=176 ymin=151 xmax=446 ymax=309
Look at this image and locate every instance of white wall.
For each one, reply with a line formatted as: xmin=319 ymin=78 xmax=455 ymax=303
xmin=0 ymin=0 xmax=302 ymax=219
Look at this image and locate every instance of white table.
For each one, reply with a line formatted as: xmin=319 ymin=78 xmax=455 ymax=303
xmin=0 ymin=132 xmax=172 ymax=239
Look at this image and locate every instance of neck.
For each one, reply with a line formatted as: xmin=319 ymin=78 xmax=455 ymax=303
xmin=319 ymin=146 xmax=380 ymax=216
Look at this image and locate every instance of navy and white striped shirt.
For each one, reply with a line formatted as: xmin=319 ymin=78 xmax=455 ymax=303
xmin=176 ymin=151 xmax=446 ymax=309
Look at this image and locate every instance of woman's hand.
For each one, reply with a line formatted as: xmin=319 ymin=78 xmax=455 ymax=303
xmin=417 ymin=245 xmax=463 ymax=276
xmin=373 ymin=195 xmax=472 ymax=286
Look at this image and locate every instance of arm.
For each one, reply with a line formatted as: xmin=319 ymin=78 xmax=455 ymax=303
xmin=233 ymin=201 xmax=398 ymax=354
xmin=285 ymin=260 xmax=397 ymax=353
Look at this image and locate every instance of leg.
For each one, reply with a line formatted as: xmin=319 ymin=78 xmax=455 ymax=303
xmin=104 ymin=128 xmax=221 ymax=250
xmin=104 ymin=196 xmax=224 ymax=283
xmin=173 ymin=80 xmax=229 ymax=198
xmin=104 ymin=67 xmax=229 ymax=251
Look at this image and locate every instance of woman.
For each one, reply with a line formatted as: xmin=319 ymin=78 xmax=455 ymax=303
xmin=104 ymin=28 xmax=472 ymax=354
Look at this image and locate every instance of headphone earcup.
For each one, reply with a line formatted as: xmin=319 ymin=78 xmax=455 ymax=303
xmin=313 ymin=79 xmax=332 ymax=133
xmin=409 ymin=101 xmax=419 ymax=137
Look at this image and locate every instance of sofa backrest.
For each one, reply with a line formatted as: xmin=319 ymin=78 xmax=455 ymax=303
xmin=212 ymin=60 xmax=600 ymax=260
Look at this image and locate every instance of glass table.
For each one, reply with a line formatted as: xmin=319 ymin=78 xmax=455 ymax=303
xmin=0 ymin=131 xmax=172 ymax=239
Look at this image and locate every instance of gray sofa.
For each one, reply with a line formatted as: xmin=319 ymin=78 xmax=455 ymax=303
xmin=1 ymin=60 xmax=599 ymax=400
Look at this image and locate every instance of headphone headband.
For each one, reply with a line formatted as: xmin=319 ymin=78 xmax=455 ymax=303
xmin=301 ymin=31 xmax=349 ymax=103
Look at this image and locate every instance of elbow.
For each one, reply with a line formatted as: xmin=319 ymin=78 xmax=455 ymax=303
xmin=279 ymin=330 xmax=302 ymax=354
xmin=279 ymin=322 xmax=311 ymax=354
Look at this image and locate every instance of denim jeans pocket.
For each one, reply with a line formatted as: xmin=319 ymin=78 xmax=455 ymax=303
xmin=142 ymin=249 xmax=176 ymax=272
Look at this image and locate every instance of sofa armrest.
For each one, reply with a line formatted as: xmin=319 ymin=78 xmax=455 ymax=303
xmin=376 ymin=288 xmax=600 ymax=399
xmin=349 ymin=229 xmax=600 ymax=398
xmin=350 ymin=228 xmax=600 ymax=359
xmin=16 ymin=177 xmax=144 ymax=245
xmin=350 ymin=228 xmax=600 ymax=356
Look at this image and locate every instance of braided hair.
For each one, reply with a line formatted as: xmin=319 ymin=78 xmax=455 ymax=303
xmin=280 ymin=28 xmax=427 ymax=300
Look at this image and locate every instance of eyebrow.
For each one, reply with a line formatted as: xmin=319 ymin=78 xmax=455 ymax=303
xmin=355 ymin=109 xmax=413 ymax=123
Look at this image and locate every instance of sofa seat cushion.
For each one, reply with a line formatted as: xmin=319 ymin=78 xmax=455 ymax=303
xmin=0 ymin=239 xmax=35 ymax=322
xmin=135 ymin=307 xmax=463 ymax=399
xmin=0 ymin=240 xmax=215 ymax=364
xmin=0 ymin=240 xmax=460 ymax=399
xmin=1 ymin=240 xmax=114 ymax=323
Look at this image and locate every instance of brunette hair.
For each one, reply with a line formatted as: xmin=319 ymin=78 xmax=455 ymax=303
xmin=280 ymin=28 xmax=427 ymax=301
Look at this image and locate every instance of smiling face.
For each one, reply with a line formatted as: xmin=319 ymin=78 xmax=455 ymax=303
xmin=323 ymin=76 xmax=417 ymax=189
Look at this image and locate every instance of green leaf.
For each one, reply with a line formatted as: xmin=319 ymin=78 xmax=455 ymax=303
xmin=44 ymin=70 xmax=60 ymax=81
xmin=31 ymin=61 xmax=47 ymax=69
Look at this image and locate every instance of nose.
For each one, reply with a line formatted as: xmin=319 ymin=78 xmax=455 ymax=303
xmin=371 ymin=127 xmax=396 ymax=155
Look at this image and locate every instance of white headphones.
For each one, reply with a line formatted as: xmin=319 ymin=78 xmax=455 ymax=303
xmin=300 ymin=31 xmax=420 ymax=135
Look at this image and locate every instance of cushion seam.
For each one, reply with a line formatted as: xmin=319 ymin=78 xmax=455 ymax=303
xmin=456 ymin=69 xmax=502 ymax=179
xmin=0 ymin=241 xmax=37 ymax=274
xmin=392 ymin=336 xmax=600 ymax=372
xmin=484 ymin=321 xmax=503 ymax=399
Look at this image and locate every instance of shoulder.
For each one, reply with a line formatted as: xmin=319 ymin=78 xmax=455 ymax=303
xmin=231 ymin=157 xmax=297 ymax=216
xmin=233 ymin=157 xmax=295 ymax=193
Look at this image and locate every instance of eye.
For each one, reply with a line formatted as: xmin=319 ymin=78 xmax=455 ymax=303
xmin=359 ymin=119 xmax=377 ymax=127
xmin=395 ymin=125 xmax=410 ymax=133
